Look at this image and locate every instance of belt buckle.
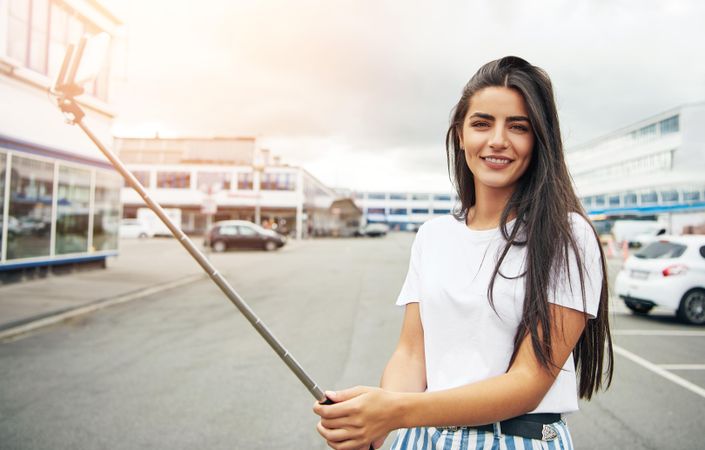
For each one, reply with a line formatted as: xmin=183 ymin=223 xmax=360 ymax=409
xmin=541 ymin=424 xmax=558 ymax=441
xmin=443 ymin=426 xmax=461 ymax=432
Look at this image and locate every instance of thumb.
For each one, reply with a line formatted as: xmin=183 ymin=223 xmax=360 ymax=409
xmin=325 ymin=385 xmax=369 ymax=402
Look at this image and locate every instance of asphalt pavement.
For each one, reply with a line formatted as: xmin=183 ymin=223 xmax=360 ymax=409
xmin=0 ymin=234 xmax=704 ymax=449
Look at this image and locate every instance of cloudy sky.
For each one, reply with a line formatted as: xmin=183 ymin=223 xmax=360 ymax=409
xmin=106 ymin=0 xmax=705 ymax=192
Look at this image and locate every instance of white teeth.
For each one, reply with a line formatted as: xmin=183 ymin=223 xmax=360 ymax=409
xmin=484 ymin=157 xmax=510 ymax=164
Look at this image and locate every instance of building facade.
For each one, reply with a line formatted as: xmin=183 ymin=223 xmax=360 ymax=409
xmin=567 ymin=102 xmax=705 ymax=233
xmin=351 ymin=190 xmax=458 ymax=231
xmin=115 ymin=137 xmax=347 ymax=239
xmin=0 ymin=0 xmax=122 ymax=277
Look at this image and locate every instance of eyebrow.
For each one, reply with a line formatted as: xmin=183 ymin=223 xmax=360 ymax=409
xmin=468 ymin=112 xmax=531 ymax=123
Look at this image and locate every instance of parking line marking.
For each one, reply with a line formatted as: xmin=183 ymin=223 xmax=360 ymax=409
xmin=612 ymin=329 xmax=705 ymax=337
xmin=614 ymin=345 xmax=705 ymax=399
xmin=658 ymin=364 xmax=705 ymax=370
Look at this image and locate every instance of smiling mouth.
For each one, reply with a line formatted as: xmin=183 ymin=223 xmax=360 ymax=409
xmin=481 ymin=156 xmax=513 ymax=165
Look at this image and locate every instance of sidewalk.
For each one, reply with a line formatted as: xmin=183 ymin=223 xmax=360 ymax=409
xmin=0 ymin=238 xmax=206 ymax=339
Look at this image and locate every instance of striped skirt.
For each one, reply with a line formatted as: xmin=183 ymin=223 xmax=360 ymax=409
xmin=389 ymin=420 xmax=573 ymax=450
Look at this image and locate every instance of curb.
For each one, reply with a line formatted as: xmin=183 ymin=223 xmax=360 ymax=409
xmin=0 ymin=273 xmax=205 ymax=342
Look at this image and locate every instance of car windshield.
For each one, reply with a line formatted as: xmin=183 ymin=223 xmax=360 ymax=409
xmin=635 ymin=241 xmax=687 ymax=259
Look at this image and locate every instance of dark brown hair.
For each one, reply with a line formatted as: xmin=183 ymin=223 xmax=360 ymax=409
xmin=445 ymin=56 xmax=613 ymax=399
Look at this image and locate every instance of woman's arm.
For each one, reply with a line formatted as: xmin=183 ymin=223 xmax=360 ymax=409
xmin=314 ymin=304 xmax=586 ymax=449
xmin=380 ymin=303 xmax=427 ymax=393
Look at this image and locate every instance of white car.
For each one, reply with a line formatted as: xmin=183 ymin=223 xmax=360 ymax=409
xmin=614 ymin=235 xmax=705 ymax=324
xmin=118 ymin=219 xmax=154 ymax=239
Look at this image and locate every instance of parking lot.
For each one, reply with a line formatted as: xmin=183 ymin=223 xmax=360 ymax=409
xmin=0 ymin=234 xmax=703 ymax=449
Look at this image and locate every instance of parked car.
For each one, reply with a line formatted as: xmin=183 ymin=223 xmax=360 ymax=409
xmin=205 ymin=220 xmax=286 ymax=252
xmin=355 ymin=223 xmax=389 ymax=237
xmin=119 ymin=219 xmax=154 ymax=239
xmin=614 ymin=235 xmax=705 ymax=324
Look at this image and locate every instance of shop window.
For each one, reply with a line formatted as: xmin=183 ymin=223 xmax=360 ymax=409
xmin=56 ymin=165 xmax=91 ymax=254
xmin=198 ymin=172 xmax=231 ymax=191
xmin=127 ymin=170 xmax=150 ymax=188
xmin=661 ymin=190 xmax=679 ymax=203
xmin=624 ymin=193 xmax=638 ymax=206
xmin=389 ymin=208 xmax=407 ymax=215
xmin=237 ymin=172 xmax=253 ymax=190
xmin=684 ymin=191 xmax=701 ymax=202
xmin=93 ymin=171 xmax=121 ymax=251
xmin=157 ymin=171 xmax=190 ymax=189
xmin=7 ymin=155 xmax=54 ymax=260
xmin=640 ymin=191 xmax=658 ymax=204
xmin=260 ymin=172 xmax=296 ymax=191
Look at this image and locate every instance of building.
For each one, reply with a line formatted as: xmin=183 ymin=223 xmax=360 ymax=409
xmin=0 ymin=0 xmax=122 ymax=279
xmin=351 ymin=190 xmax=458 ymax=231
xmin=567 ymin=102 xmax=705 ymax=233
xmin=115 ymin=136 xmax=348 ymax=239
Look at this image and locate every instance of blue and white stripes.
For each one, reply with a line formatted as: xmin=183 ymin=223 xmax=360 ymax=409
xmin=389 ymin=420 xmax=574 ymax=450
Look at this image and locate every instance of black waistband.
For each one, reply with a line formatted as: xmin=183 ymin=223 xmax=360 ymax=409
xmin=440 ymin=413 xmax=562 ymax=440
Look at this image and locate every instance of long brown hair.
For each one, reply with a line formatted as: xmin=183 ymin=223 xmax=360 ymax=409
xmin=445 ymin=56 xmax=613 ymax=399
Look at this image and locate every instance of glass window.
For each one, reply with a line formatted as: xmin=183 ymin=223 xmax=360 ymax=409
xmin=433 ymin=194 xmax=451 ymax=201
xmin=661 ymin=190 xmax=679 ymax=203
xmin=368 ymin=192 xmax=385 ymax=200
xmin=157 ymin=171 xmax=190 ymax=189
xmin=7 ymin=155 xmax=54 ymax=260
xmin=389 ymin=208 xmax=407 ymax=215
xmin=659 ymin=116 xmax=679 ymax=135
xmin=198 ymin=172 xmax=231 ymax=191
xmin=219 ymin=225 xmax=237 ymax=236
xmin=353 ymin=192 xmax=364 ymax=199
xmin=237 ymin=172 xmax=253 ymax=190
xmin=411 ymin=208 xmax=429 ymax=214
xmin=609 ymin=195 xmax=620 ymax=207
xmin=432 ymin=209 xmax=451 ymax=215
xmin=390 ymin=193 xmax=406 ymax=200
xmin=581 ymin=197 xmax=592 ymax=208
xmin=128 ymin=170 xmax=150 ymax=188
xmin=56 ymin=165 xmax=91 ymax=255
xmin=237 ymin=226 xmax=257 ymax=236
xmin=635 ymin=241 xmax=686 ymax=259
xmin=640 ymin=191 xmax=657 ymax=204
xmin=261 ymin=172 xmax=296 ymax=191
xmin=92 ymin=171 xmax=121 ymax=251
xmin=0 ymin=152 xmax=6 ymax=255
xmin=594 ymin=195 xmax=606 ymax=207
xmin=684 ymin=191 xmax=701 ymax=202
xmin=8 ymin=0 xmax=30 ymax=64
xmin=29 ymin=0 xmax=50 ymax=74
xmin=412 ymin=193 xmax=429 ymax=201
xmin=367 ymin=208 xmax=385 ymax=215
xmin=624 ymin=193 xmax=638 ymax=206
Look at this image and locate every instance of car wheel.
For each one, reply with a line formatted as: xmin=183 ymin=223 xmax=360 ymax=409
xmin=264 ymin=241 xmax=277 ymax=251
xmin=625 ymin=300 xmax=654 ymax=315
xmin=677 ymin=289 xmax=705 ymax=325
xmin=212 ymin=241 xmax=227 ymax=253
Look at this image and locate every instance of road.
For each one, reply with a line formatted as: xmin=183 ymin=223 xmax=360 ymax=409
xmin=1 ymin=234 xmax=703 ymax=449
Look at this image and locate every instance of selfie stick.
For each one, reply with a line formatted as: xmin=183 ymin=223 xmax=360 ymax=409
xmin=52 ymin=39 xmax=333 ymax=404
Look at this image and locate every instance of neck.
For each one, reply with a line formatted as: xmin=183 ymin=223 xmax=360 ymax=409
xmin=466 ymin=184 xmax=515 ymax=230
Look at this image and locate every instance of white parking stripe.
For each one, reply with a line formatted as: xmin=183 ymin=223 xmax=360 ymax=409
xmin=614 ymin=345 xmax=705 ymax=399
xmin=612 ymin=329 xmax=705 ymax=337
xmin=657 ymin=364 xmax=705 ymax=370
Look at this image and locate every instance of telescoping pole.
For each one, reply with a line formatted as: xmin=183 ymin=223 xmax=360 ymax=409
xmin=72 ymin=118 xmax=329 ymax=403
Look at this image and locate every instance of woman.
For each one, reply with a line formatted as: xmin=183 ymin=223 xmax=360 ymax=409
xmin=313 ymin=56 xmax=614 ymax=450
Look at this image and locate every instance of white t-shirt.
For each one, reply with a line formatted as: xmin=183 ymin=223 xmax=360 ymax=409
xmin=396 ymin=213 xmax=602 ymax=414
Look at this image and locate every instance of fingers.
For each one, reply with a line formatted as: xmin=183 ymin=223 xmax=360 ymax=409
xmin=317 ymin=421 xmax=370 ymax=450
xmin=327 ymin=386 xmax=368 ymax=403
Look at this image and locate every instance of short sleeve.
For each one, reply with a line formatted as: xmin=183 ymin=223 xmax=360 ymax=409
xmin=396 ymin=227 xmax=423 ymax=306
xmin=549 ymin=214 xmax=603 ymax=319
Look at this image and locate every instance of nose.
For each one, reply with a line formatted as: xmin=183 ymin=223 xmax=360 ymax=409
xmin=489 ymin=127 xmax=508 ymax=150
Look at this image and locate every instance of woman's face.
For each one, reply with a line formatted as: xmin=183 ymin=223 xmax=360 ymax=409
xmin=460 ymin=86 xmax=535 ymax=195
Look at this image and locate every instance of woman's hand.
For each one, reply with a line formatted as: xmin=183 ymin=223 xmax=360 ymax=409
xmin=312 ymin=386 xmax=399 ymax=450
